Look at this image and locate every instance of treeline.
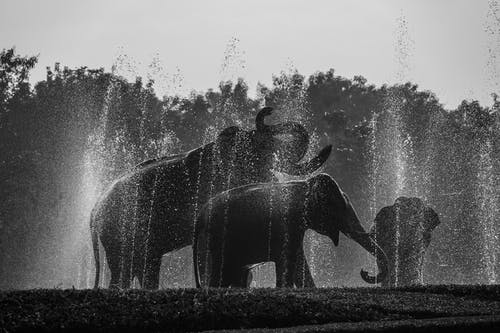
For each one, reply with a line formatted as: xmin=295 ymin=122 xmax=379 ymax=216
xmin=0 ymin=48 xmax=499 ymax=289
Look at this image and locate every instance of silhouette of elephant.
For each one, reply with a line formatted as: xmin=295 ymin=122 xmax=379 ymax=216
xmin=369 ymin=197 xmax=440 ymax=287
xmin=193 ymin=173 xmax=389 ymax=288
xmin=91 ymin=107 xmax=333 ymax=289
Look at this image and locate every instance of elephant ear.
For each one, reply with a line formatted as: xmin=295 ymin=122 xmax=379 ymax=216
xmin=310 ymin=174 xmax=341 ymax=246
xmin=332 ymin=191 xmax=356 ymax=246
xmin=372 ymin=206 xmax=394 ymax=240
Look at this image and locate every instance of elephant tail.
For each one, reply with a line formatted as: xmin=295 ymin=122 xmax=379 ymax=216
xmin=193 ymin=215 xmax=202 ymax=289
xmin=193 ymin=204 xmax=212 ymax=288
xmin=90 ymin=215 xmax=100 ymax=289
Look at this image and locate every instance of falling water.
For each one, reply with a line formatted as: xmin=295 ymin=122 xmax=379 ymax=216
xmin=56 ymin=17 xmax=500 ymax=290
xmin=127 ymin=183 xmax=141 ymax=288
xmin=141 ymin=170 xmax=159 ymax=286
xmin=73 ymin=152 xmax=101 ymax=288
xmin=364 ymin=13 xmax=417 ymax=287
xmin=220 ymin=37 xmax=247 ymax=84
xmin=252 ymin=67 xmax=317 ymax=287
xmin=76 ymin=74 xmax=119 ymax=288
xmin=391 ymin=91 xmax=408 ymax=287
xmin=480 ymin=0 xmax=500 ymax=284
xmin=366 ymin=113 xmax=381 ymax=282
xmin=391 ymin=12 xmax=413 ymax=201
xmin=476 ymin=138 xmax=499 ymax=283
xmin=266 ymin=177 xmax=275 ymax=265
xmin=279 ymin=183 xmax=292 ymax=286
xmin=210 ymin=136 xmax=226 ymax=287
xmin=190 ymin=145 xmax=206 ymax=286
xmin=369 ymin=114 xmax=380 ymax=222
xmin=486 ymin=0 xmax=500 ymax=96
xmin=367 ymin=91 xmax=408 ymax=287
xmin=182 ymin=38 xmax=250 ymax=288
xmin=72 ymin=54 xmax=186 ymax=289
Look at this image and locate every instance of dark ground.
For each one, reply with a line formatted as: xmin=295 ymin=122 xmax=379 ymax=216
xmin=1 ymin=285 xmax=500 ymax=332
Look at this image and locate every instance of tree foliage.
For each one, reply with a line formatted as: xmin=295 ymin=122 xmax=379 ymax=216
xmin=0 ymin=48 xmax=499 ymax=288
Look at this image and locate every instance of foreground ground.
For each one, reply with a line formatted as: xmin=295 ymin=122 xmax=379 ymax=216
xmin=1 ymin=285 xmax=500 ymax=332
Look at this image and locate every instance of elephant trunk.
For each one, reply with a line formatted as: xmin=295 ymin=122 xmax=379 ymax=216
xmin=256 ymin=107 xmax=309 ymax=163
xmin=349 ymin=231 xmax=389 ymax=284
xmin=269 ymin=122 xmax=309 ymax=163
xmin=255 ymin=107 xmax=332 ymax=175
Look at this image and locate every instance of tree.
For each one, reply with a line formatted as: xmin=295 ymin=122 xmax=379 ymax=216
xmin=0 ymin=48 xmax=38 ymax=116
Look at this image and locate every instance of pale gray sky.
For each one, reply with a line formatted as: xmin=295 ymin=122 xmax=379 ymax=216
xmin=1 ymin=0 xmax=498 ymax=108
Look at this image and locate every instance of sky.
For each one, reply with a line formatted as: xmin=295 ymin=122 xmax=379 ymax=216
xmin=0 ymin=0 xmax=499 ymax=108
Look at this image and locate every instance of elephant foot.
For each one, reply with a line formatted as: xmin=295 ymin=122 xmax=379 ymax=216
xmin=240 ymin=267 xmax=253 ymax=288
xmin=142 ymin=256 xmax=162 ymax=289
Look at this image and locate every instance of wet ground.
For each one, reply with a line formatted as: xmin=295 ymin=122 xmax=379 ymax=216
xmin=1 ymin=285 xmax=500 ymax=332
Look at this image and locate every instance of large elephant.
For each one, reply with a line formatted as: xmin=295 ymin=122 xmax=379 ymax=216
xmin=193 ymin=173 xmax=389 ymax=288
xmin=369 ymin=197 xmax=440 ymax=287
xmin=91 ymin=107 xmax=332 ymax=289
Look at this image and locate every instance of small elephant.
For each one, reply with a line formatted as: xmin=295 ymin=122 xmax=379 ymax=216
xmin=369 ymin=197 xmax=440 ymax=287
xmin=193 ymin=173 xmax=389 ymax=288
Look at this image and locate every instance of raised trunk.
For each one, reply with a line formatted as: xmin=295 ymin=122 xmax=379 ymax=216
xmin=269 ymin=122 xmax=309 ymax=163
xmin=275 ymin=145 xmax=332 ymax=176
xmin=255 ymin=107 xmax=310 ymax=163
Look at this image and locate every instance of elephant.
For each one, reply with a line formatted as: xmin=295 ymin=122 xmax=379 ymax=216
xmin=193 ymin=173 xmax=389 ymax=288
xmin=369 ymin=197 xmax=440 ymax=287
xmin=90 ymin=107 xmax=333 ymax=289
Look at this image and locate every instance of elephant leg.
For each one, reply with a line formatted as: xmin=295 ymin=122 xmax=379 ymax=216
xmin=219 ymin=267 xmax=243 ymax=288
xmin=209 ymin=264 xmax=223 ymax=288
xmin=378 ymin=256 xmax=391 ymax=287
xmin=142 ymin=253 xmax=162 ymax=289
xmin=216 ymin=258 xmax=245 ymax=288
xmin=294 ymin=247 xmax=315 ymax=288
xmin=118 ymin=249 xmax=133 ymax=289
xmin=228 ymin=267 xmax=252 ymax=288
xmin=216 ymin=260 xmax=255 ymax=288
xmin=242 ymin=268 xmax=253 ymax=288
xmin=276 ymin=258 xmax=295 ymax=288
xmin=120 ymin=276 xmax=132 ymax=289
xmin=120 ymin=270 xmax=132 ymax=289
xmin=206 ymin=238 xmax=224 ymax=288
xmin=275 ymin=261 xmax=285 ymax=288
xmin=103 ymin=243 xmax=124 ymax=289
xmin=107 ymin=256 xmax=122 ymax=289
xmin=108 ymin=261 xmax=132 ymax=289
xmin=417 ymin=251 xmax=425 ymax=285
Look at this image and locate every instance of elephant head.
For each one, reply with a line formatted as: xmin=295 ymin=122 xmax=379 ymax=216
xmin=394 ymin=197 xmax=425 ymax=221
xmin=306 ymin=174 xmax=389 ymax=284
xmin=393 ymin=196 xmax=440 ymax=247
xmin=367 ymin=197 xmax=441 ymax=287
xmin=213 ymin=107 xmax=332 ymax=187
xmin=393 ymin=197 xmax=440 ymax=231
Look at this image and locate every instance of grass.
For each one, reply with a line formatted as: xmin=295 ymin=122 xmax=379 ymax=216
xmin=1 ymin=285 xmax=500 ymax=332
